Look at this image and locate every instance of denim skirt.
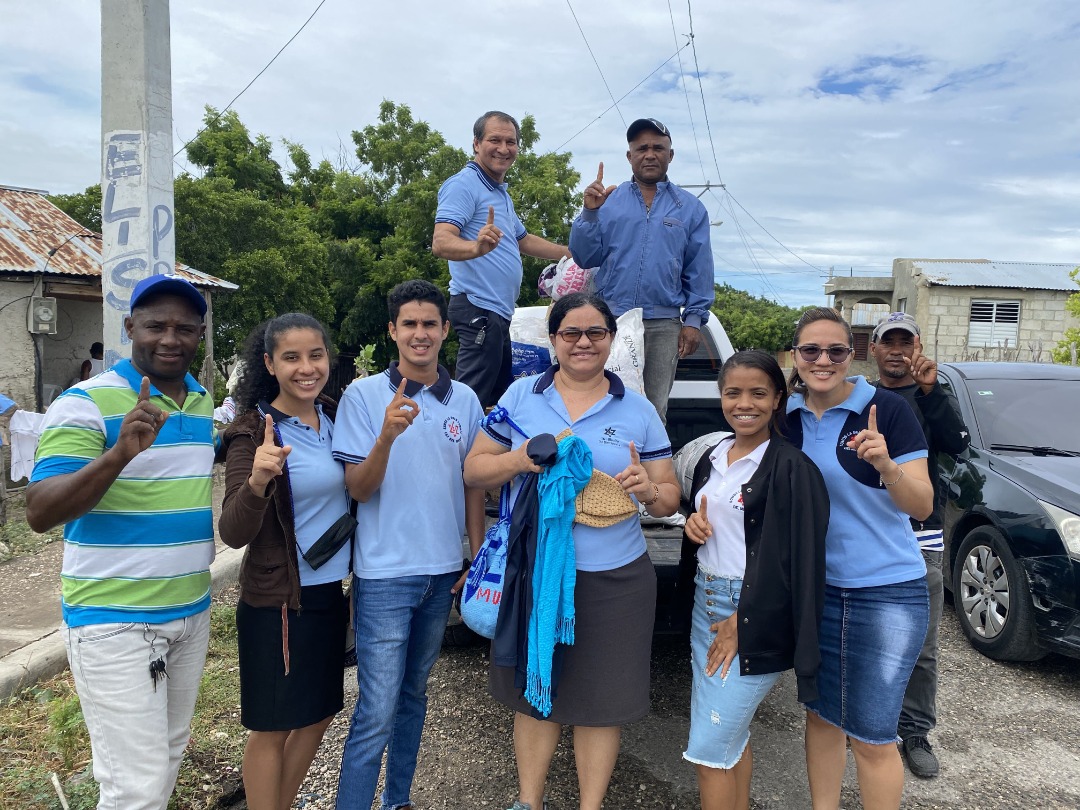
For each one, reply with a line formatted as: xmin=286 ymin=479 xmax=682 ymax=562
xmin=236 ymin=581 xmax=348 ymax=731
xmin=683 ymin=567 xmax=780 ymax=769
xmin=804 ymin=578 xmax=928 ymax=744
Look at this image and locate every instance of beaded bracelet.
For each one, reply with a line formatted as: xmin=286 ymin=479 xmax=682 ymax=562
xmin=641 ymin=482 xmax=661 ymax=506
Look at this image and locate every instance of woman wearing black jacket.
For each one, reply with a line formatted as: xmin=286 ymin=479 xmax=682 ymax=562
xmin=682 ymin=351 xmax=829 ymax=810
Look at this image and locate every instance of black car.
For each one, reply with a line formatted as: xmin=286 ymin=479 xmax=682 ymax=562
xmin=936 ymin=362 xmax=1080 ymax=661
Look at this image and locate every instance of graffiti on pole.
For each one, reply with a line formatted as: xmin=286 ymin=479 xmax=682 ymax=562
xmin=100 ymin=130 xmax=176 ymax=368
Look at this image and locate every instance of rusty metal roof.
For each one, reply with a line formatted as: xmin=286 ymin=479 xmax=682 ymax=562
xmin=0 ymin=184 xmax=237 ymax=290
xmin=900 ymin=258 xmax=1078 ymax=292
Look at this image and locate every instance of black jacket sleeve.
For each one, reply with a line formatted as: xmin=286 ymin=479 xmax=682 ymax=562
xmin=788 ymin=453 xmax=829 ymax=703
xmin=914 ymin=382 xmax=970 ymax=456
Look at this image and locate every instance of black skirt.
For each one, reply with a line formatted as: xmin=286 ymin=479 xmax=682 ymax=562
xmin=236 ymin=580 xmax=348 ymax=731
xmin=490 ymin=552 xmax=656 ymax=726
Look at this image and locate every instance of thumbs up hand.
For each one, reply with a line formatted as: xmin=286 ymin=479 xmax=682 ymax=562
xmin=686 ymin=493 xmax=713 ymax=545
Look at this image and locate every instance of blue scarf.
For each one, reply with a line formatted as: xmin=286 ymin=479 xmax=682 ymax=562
xmin=525 ymin=435 xmax=593 ymax=716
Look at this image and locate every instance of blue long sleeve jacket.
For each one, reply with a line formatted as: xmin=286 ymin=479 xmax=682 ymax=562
xmin=569 ymin=179 xmax=714 ymax=328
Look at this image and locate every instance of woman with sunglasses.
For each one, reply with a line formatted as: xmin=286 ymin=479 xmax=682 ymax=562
xmin=785 ymin=307 xmax=933 ymax=810
xmin=465 ymin=292 xmax=680 ymax=810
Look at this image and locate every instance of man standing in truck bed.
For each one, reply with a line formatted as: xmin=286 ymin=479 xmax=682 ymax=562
xmin=569 ymin=117 xmax=715 ymax=424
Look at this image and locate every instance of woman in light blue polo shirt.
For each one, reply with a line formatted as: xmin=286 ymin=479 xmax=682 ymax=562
xmin=220 ymin=314 xmax=350 ymax=810
xmin=465 ymin=293 xmax=681 ymax=810
xmin=785 ymin=307 xmax=934 ymax=810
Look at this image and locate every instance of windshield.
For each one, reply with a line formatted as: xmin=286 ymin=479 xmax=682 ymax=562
xmin=964 ymin=377 xmax=1080 ymax=453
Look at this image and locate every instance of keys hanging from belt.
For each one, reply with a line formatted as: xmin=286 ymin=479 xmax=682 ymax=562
xmin=144 ymin=626 xmax=169 ymax=691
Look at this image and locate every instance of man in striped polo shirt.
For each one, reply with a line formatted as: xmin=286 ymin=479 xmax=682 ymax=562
xmin=27 ymin=274 xmax=216 ymax=809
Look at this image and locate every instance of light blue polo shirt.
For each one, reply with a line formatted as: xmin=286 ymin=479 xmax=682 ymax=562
xmin=263 ymin=402 xmax=351 ymax=586
xmin=333 ymin=363 xmax=483 ymax=579
xmin=436 ymin=161 xmax=528 ymax=320
xmin=483 ymin=366 xmax=672 ymax=572
xmin=786 ymin=376 xmax=928 ymax=588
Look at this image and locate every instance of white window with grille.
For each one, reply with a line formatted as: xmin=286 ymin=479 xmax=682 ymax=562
xmin=968 ymin=299 xmax=1020 ymax=347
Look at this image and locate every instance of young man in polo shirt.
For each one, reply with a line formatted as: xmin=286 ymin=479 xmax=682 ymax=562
xmin=333 ymin=279 xmax=485 ymax=810
xmin=432 ymin=110 xmax=570 ymax=408
xmin=26 ymin=274 xmax=216 ymax=809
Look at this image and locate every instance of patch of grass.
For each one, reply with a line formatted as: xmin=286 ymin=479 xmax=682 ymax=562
xmin=0 ymin=491 xmax=63 ymax=561
xmin=0 ymin=603 xmax=246 ymax=809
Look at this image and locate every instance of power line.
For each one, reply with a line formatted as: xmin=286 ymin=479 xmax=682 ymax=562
xmin=724 ymin=188 xmax=823 ymax=271
xmin=553 ymin=42 xmax=691 ymax=153
xmin=173 ymin=0 xmax=328 ymax=159
xmin=685 ymin=0 xmax=724 ymax=187
xmin=666 ymin=0 xmax=708 ymax=186
xmin=565 ymin=0 xmax=626 ymax=129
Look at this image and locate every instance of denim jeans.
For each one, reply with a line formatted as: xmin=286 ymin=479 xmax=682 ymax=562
xmin=63 ymin=610 xmax=211 ymax=810
xmin=898 ymin=550 xmax=944 ymax=739
xmin=642 ymin=317 xmax=682 ymax=424
xmin=336 ymin=572 xmax=457 ymax=810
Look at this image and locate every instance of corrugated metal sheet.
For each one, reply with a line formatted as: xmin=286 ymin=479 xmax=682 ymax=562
xmin=0 ymin=185 xmax=237 ymax=290
xmin=905 ymin=258 xmax=1078 ymax=291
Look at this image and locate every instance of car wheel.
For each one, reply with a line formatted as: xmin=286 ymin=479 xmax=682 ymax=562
xmin=952 ymin=526 xmax=1046 ymax=661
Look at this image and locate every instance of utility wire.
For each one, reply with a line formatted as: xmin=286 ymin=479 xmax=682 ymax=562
xmin=686 ymin=0 xmax=724 ymax=187
xmin=565 ymin=0 xmax=626 ymax=129
xmin=667 ymin=0 xmax=708 ymax=186
xmin=173 ymin=0 xmax=328 ymax=159
xmin=553 ymin=42 xmax=691 ymax=153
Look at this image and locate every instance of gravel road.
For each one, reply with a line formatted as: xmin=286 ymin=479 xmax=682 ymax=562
xmin=283 ymin=597 xmax=1080 ymax=810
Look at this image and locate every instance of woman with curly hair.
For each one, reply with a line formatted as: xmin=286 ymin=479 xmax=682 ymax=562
xmin=220 ymin=313 xmax=350 ymax=810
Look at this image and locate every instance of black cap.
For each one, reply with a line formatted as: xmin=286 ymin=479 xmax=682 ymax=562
xmin=626 ymin=118 xmax=671 ymax=143
xmin=129 ymin=274 xmax=207 ymax=317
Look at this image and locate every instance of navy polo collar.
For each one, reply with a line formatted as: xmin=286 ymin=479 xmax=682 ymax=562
xmin=531 ymin=365 xmax=626 ymax=398
xmin=258 ymin=399 xmax=324 ymax=424
xmin=465 ymin=160 xmax=506 ymax=192
xmin=386 ymin=361 xmax=453 ymax=405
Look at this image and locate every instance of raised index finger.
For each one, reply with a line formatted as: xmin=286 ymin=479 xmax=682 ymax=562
xmin=868 ymin=403 xmax=878 ymax=434
xmin=486 ymin=206 xmax=495 ymax=227
xmin=262 ymin=413 xmax=276 ymax=446
xmin=138 ymin=376 xmax=151 ymax=403
xmin=628 ymin=440 xmax=640 ymax=466
xmin=596 ymin=161 xmax=604 ymax=184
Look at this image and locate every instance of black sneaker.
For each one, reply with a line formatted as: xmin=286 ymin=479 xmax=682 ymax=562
xmin=901 ymin=735 xmax=939 ymax=778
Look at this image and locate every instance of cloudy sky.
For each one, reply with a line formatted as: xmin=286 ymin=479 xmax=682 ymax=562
xmin=3 ymin=0 xmax=1079 ymax=305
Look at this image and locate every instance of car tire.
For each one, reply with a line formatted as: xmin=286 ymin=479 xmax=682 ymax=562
xmin=952 ymin=526 xmax=1046 ymax=661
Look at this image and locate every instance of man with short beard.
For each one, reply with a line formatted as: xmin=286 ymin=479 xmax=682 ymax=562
xmin=569 ymin=118 xmax=715 ymax=424
xmin=870 ymin=311 xmax=970 ymax=779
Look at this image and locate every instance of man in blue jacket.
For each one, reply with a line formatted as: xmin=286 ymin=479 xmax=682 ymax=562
xmin=569 ymin=118 xmax=715 ymax=423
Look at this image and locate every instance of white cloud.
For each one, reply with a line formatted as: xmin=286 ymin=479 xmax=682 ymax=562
xmin=2 ymin=0 xmax=1078 ymax=306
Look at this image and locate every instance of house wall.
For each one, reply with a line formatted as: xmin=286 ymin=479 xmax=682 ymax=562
xmin=916 ymin=286 xmax=1076 ymax=362
xmin=891 ymin=259 xmax=920 ymax=312
xmin=0 ymin=278 xmax=39 ymax=410
xmin=41 ymin=298 xmax=105 ymax=391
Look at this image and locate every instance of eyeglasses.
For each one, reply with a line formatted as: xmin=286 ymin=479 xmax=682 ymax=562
xmin=555 ymin=327 xmax=614 ymax=343
xmin=795 ymin=344 xmax=854 ymax=364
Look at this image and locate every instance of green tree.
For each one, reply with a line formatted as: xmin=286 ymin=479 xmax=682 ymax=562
xmin=49 ymin=185 xmax=102 ymax=232
xmin=1052 ymin=267 xmax=1080 ymax=364
xmin=711 ymin=283 xmax=813 ymax=351
xmin=183 ymin=107 xmax=287 ymax=200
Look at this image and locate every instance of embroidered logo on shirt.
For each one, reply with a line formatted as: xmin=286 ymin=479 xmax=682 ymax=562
xmin=599 ymin=426 xmax=620 ymax=447
xmin=443 ymin=417 xmax=463 ymax=442
xmin=839 ymin=429 xmax=861 ymax=452
xmin=728 ymin=491 xmax=745 ymax=511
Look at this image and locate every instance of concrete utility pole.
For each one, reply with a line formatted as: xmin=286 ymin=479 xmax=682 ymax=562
xmin=100 ymin=0 xmax=176 ymax=368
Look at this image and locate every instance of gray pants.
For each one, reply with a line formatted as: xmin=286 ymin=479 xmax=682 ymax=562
xmin=642 ymin=317 xmax=682 ymax=424
xmin=898 ymin=549 xmax=943 ymax=739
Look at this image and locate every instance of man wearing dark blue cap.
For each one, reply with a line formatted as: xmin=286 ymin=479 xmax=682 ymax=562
xmin=26 ymin=273 xmax=217 ymax=808
xmin=569 ymin=117 xmax=715 ymax=423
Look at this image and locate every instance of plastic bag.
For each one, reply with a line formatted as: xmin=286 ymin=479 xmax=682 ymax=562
xmin=537 ymin=256 xmax=595 ymax=301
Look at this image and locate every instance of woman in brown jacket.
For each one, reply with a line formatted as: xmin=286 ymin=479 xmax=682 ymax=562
xmin=220 ymin=314 xmax=350 ymax=810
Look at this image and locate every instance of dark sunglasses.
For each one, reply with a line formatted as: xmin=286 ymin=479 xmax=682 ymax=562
xmin=795 ymin=344 xmax=854 ymax=363
xmin=555 ymin=327 xmax=613 ymax=343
